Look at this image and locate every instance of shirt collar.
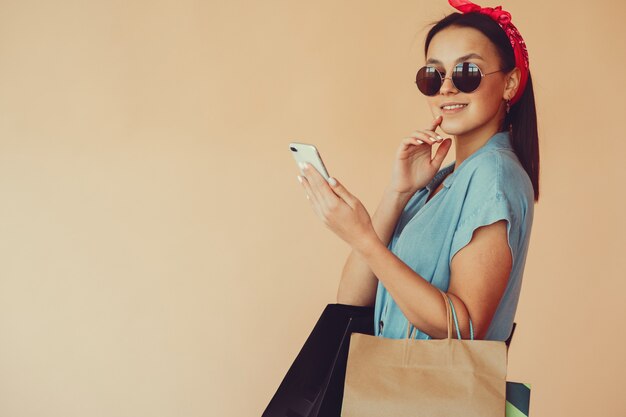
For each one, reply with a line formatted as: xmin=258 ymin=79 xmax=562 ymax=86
xmin=426 ymin=130 xmax=513 ymax=191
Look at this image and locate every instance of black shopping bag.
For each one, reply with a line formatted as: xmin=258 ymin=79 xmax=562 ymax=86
xmin=262 ymin=303 xmax=375 ymax=417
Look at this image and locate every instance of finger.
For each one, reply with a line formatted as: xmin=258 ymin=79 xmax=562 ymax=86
xmin=299 ymin=162 xmax=324 ymax=203
xmin=429 ymin=114 xmax=443 ymax=132
xmin=407 ymin=116 xmax=445 ymax=144
xmin=297 ymin=168 xmax=317 ymax=202
xmin=298 ymin=174 xmax=324 ymax=216
xmin=327 ymin=177 xmax=358 ymax=209
xmin=407 ymin=131 xmax=440 ymax=145
xmin=411 ymin=128 xmax=444 ymax=143
xmin=301 ymin=162 xmax=339 ymax=208
xmin=402 ymin=136 xmax=428 ymax=146
xmin=426 ymin=130 xmax=444 ymax=143
xmin=424 ymin=115 xmax=445 ymax=142
xmin=431 ymin=138 xmax=453 ymax=167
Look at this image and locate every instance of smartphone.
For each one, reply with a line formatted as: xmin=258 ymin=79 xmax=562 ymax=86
xmin=289 ymin=142 xmax=331 ymax=182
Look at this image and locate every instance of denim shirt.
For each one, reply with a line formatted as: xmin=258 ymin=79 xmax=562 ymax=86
xmin=374 ymin=130 xmax=534 ymax=341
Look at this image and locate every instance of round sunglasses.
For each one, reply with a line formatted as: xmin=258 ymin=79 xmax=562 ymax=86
xmin=415 ymin=62 xmax=503 ymax=96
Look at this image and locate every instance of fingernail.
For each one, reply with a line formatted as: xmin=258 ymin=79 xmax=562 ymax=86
xmin=436 ymin=135 xmax=443 ymax=140
xmin=329 ymin=177 xmax=337 ymax=186
xmin=297 ymin=175 xmax=303 ymax=183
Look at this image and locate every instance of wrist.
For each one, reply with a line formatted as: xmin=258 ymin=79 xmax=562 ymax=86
xmin=354 ymin=231 xmax=385 ymax=258
xmin=383 ymin=185 xmax=415 ymax=207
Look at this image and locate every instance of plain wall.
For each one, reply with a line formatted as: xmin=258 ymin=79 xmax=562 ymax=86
xmin=0 ymin=0 xmax=624 ymax=416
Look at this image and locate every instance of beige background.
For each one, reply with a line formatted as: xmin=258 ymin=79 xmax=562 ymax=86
xmin=0 ymin=0 xmax=624 ymax=416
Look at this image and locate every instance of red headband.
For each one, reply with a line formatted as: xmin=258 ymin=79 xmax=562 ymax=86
xmin=448 ymin=0 xmax=529 ymax=106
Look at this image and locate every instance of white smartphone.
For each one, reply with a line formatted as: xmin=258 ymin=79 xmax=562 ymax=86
xmin=289 ymin=142 xmax=331 ymax=182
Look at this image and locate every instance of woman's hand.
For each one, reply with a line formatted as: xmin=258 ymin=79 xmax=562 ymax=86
xmin=297 ymin=163 xmax=378 ymax=253
xmin=389 ymin=115 xmax=453 ymax=195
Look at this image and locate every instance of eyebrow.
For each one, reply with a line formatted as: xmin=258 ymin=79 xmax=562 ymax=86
xmin=425 ymin=53 xmax=485 ymax=65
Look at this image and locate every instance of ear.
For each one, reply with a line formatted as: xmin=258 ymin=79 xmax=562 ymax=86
xmin=503 ymin=67 xmax=521 ymax=100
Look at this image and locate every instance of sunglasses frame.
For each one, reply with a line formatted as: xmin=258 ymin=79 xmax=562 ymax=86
xmin=415 ymin=62 xmax=504 ymax=96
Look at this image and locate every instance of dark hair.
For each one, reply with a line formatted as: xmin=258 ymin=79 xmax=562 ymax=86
xmin=424 ymin=12 xmax=540 ymax=201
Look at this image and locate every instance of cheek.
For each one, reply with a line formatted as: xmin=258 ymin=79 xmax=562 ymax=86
xmin=470 ymin=88 xmax=503 ymax=116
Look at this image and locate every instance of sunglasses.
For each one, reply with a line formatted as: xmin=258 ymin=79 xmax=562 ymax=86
xmin=415 ymin=62 xmax=503 ymax=96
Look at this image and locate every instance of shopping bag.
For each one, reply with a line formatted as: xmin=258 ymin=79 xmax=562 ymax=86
xmin=262 ymin=303 xmax=374 ymax=417
xmin=341 ymin=288 xmax=508 ymax=417
xmin=506 ymin=381 xmax=532 ymax=416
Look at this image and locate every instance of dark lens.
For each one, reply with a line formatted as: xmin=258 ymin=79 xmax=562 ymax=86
xmin=452 ymin=62 xmax=482 ymax=93
xmin=416 ymin=66 xmax=441 ymax=96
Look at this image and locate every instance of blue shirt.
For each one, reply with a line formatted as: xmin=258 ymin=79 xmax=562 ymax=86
xmin=374 ymin=130 xmax=534 ymax=341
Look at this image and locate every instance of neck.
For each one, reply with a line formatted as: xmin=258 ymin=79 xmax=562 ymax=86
xmin=452 ymin=116 xmax=504 ymax=170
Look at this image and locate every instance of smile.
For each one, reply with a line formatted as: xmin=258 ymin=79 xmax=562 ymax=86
xmin=442 ymin=104 xmax=467 ymax=110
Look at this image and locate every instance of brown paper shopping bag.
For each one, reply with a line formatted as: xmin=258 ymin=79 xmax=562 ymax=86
xmin=341 ymin=288 xmax=507 ymax=417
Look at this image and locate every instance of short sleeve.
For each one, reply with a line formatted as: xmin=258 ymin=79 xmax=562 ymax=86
xmin=450 ymin=192 xmax=514 ymax=263
xmin=448 ymin=153 xmax=520 ymax=264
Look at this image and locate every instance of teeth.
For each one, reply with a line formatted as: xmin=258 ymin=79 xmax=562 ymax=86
xmin=443 ymin=104 xmax=467 ymax=110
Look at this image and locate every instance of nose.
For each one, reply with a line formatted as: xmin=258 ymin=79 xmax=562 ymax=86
xmin=439 ymin=76 xmax=458 ymax=95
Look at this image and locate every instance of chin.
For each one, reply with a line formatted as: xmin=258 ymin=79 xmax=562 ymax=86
xmin=439 ymin=117 xmax=469 ymax=136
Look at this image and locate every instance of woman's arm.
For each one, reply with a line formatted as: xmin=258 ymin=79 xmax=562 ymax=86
xmin=355 ymin=219 xmax=512 ymax=339
xmin=336 ymin=186 xmax=413 ymax=306
xmin=297 ymin=160 xmax=512 ymax=339
xmin=447 ymin=219 xmax=512 ymax=339
xmin=334 ymin=117 xmax=450 ymax=307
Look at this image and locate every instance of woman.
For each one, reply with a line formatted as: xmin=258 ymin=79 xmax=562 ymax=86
xmin=296 ymin=0 xmax=538 ymax=341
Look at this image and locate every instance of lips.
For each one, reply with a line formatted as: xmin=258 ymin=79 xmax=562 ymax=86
xmin=441 ymin=103 xmax=468 ymax=109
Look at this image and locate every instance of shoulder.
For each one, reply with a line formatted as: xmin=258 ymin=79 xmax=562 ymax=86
xmin=449 ymin=148 xmax=534 ymax=231
xmin=457 ymin=148 xmax=533 ymax=205
xmin=448 ymin=147 xmax=534 ymax=262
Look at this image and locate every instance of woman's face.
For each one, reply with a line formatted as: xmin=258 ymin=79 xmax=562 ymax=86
xmin=424 ymin=25 xmax=510 ymax=137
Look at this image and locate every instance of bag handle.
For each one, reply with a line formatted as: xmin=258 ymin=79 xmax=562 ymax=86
xmin=442 ymin=290 xmax=475 ymax=340
xmin=405 ymin=289 xmax=474 ymax=340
